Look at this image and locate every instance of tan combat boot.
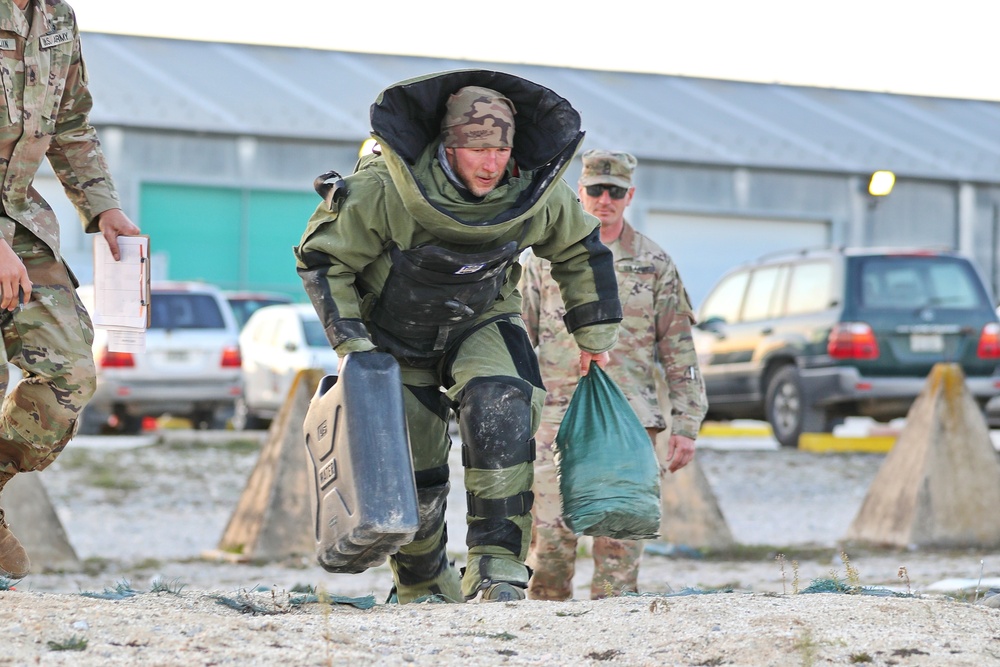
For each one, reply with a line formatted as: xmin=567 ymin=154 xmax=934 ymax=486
xmin=0 ymin=472 xmax=30 ymax=579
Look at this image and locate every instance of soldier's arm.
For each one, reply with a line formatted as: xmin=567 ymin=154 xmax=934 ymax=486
xmin=654 ymin=260 xmax=708 ymax=439
xmin=665 ymin=434 xmax=696 ymax=473
xmin=518 ymin=251 xmax=543 ymax=348
xmin=44 ymin=18 xmax=121 ymax=231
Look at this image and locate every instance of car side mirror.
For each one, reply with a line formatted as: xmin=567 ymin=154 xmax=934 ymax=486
xmin=698 ymin=316 xmax=726 ymax=333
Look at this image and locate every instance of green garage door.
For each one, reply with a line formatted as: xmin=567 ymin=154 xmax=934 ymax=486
xmin=140 ymin=183 xmax=319 ymax=298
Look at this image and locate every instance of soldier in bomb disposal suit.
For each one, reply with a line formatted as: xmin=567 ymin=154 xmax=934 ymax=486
xmin=521 ymin=150 xmax=708 ymax=600
xmin=0 ymin=0 xmax=141 ymax=579
xmin=296 ymin=71 xmax=622 ymax=603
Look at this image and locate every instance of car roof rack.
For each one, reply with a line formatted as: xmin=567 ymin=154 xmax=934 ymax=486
xmin=752 ymin=245 xmax=842 ymax=264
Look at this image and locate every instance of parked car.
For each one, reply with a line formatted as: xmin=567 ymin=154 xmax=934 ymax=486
xmin=224 ymin=291 xmax=294 ymax=329
xmin=234 ymin=303 xmax=338 ymax=430
xmin=693 ymin=247 xmax=1000 ymax=447
xmin=77 ymin=281 xmax=243 ymax=434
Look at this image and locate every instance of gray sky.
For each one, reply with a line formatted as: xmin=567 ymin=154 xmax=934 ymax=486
xmin=69 ymin=0 xmax=1000 ymax=102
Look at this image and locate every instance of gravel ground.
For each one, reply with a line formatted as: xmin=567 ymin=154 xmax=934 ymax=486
xmin=16 ymin=430 xmax=1000 ymax=597
xmin=3 ymin=428 xmax=1000 ymax=666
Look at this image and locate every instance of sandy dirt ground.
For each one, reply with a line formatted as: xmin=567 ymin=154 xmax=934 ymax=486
xmin=3 ymin=428 xmax=1000 ymax=666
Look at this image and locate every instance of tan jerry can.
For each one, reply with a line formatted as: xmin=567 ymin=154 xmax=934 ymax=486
xmin=302 ymin=351 xmax=420 ymax=573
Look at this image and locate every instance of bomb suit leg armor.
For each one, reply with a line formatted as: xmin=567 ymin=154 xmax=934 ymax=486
xmin=447 ymin=319 xmax=545 ymax=600
xmin=389 ymin=383 xmax=462 ymax=603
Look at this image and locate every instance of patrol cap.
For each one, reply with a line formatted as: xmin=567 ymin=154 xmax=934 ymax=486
xmin=440 ymin=86 xmax=516 ymax=148
xmin=579 ymin=150 xmax=637 ymax=188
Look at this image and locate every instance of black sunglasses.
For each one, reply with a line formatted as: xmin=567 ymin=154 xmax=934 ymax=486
xmin=584 ymin=184 xmax=628 ymax=200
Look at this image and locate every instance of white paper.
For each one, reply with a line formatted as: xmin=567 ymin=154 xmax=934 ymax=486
xmin=92 ymin=235 xmax=151 ymax=352
xmin=108 ymin=328 xmax=146 ymax=353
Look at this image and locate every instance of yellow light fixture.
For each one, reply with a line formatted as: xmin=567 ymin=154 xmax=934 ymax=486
xmin=358 ymin=138 xmax=379 ymax=157
xmin=868 ymin=170 xmax=895 ymax=197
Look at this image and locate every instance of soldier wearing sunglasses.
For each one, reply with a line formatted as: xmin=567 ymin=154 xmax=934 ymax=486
xmin=521 ymin=150 xmax=709 ymax=600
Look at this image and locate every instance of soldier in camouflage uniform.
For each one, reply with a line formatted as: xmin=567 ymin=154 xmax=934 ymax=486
xmin=521 ymin=150 xmax=708 ymax=600
xmin=0 ymin=0 xmax=141 ymax=579
xmin=295 ymin=72 xmax=622 ymax=603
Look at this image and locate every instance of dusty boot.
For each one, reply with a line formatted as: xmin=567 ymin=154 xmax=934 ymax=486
xmin=0 ymin=472 xmax=29 ymax=579
xmin=390 ymin=562 xmax=462 ymax=604
xmin=477 ymin=581 xmax=526 ymax=602
xmin=388 ymin=480 xmax=463 ymax=604
xmin=462 ymin=556 xmax=529 ymax=602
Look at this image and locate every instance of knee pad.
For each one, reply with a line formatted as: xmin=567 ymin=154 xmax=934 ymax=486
xmin=457 ymin=377 xmax=535 ymax=470
xmin=457 ymin=378 xmax=535 ymax=555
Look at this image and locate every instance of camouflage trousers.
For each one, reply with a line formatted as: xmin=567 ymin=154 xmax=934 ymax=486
xmin=527 ymin=420 xmax=659 ymax=600
xmin=0 ymin=222 xmax=96 ymax=477
xmin=392 ymin=316 xmax=545 ymax=601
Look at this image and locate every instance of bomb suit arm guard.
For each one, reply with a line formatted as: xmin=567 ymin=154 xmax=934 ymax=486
xmin=527 ymin=189 xmax=622 ymax=354
xmin=295 ymin=173 xmax=389 ymax=354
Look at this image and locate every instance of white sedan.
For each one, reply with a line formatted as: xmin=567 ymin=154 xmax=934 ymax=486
xmin=235 ymin=303 xmax=338 ymax=430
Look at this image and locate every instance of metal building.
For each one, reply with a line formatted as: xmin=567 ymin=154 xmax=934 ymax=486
xmin=46 ymin=33 xmax=1000 ymax=308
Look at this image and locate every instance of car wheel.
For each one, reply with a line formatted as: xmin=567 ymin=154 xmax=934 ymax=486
xmin=230 ymin=397 xmax=249 ymax=431
xmin=115 ymin=413 xmax=143 ymax=436
xmin=192 ymin=408 xmax=228 ymax=431
xmin=77 ymin=407 xmax=109 ymax=436
xmin=231 ymin=397 xmax=265 ymax=431
xmin=765 ymin=365 xmax=825 ymax=448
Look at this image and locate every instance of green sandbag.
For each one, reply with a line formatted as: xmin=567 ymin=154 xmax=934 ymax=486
xmin=555 ymin=363 xmax=661 ymax=539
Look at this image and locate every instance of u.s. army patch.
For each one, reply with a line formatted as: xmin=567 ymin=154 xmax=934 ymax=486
xmin=40 ymin=29 xmax=72 ymax=49
xmin=617 ymin=263 xmax=655 ymax=274
xmin=0 ymin=38 xmax=15 ymax=51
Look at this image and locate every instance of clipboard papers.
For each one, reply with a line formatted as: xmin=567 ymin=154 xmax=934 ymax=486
xmin=92 ymin=235 xmax=151 ymax=353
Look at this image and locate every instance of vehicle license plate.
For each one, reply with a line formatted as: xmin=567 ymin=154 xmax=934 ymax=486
xmin=166 ymin=350 xmax=189 ymax=362
xmin=910 ymin=333 xmax=944 ymax=353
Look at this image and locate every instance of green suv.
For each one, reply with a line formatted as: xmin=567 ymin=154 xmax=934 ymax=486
xmin=694 ymin=247 xmax=1000 ymax=447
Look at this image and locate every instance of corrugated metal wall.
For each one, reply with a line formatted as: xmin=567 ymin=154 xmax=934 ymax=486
xmin=46 ymin=34 xmax=1000 ymax=308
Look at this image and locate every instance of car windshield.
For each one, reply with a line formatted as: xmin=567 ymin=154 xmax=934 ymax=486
xmin=857 ymin=256 xmax=988 ymax=309
xmin=303 ymin=318 xmax=329 ymax=347
xmin=229 ymin=297 xmax=290 ymax=328
xmin=151 ymin=293 xmax=226 ymax=329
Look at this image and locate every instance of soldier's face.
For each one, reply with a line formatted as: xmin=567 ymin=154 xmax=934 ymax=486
xmin=578 ymin=183 xmax=635 ymax=227
xmin=445 ymin=147 xmax=512 ymax=196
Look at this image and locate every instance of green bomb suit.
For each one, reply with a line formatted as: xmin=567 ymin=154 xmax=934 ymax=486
xmin=295 ymin=70 xmax=622 ymax=602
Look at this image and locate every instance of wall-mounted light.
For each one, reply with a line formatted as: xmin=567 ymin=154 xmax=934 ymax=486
xmin=868 ymin=170 xmax=896 ymax=197
xmin=358 ymin=138 xmax=379 ymax=157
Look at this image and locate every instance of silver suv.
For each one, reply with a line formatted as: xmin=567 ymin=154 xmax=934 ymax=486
xmin=77 ymin=281 xmax=243 ymax=434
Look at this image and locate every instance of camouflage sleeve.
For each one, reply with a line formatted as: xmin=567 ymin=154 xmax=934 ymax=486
xmin=45 ymin=18 xmax=121 ymax=232
xmin=294 ymin=172 xmax=388 ymax=353
xmin=519 ymin=250 xmax=542 ymax=348
xmin=655 ymin=258 xmax=708 ymax=439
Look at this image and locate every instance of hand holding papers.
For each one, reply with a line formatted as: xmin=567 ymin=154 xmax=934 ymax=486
xmin=92 ymin=235 xmax=151 ymax=353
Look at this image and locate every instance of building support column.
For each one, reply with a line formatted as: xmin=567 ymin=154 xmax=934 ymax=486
xmin=957 ymin=182 xmax=976 ymax=260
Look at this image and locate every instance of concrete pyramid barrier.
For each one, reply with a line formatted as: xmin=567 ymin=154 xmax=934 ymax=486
xmin=846 ymin=363 xmax=1000 ymax=549
xmin=4 ymin=472 xmax=80 ymax=572
xmin=654 ymin=433 xmax=735 ymax=550
xmin=651 ymin=379 xmax=734 ymax=550
xmin=208 ymin=368 xmax=325 ymax=563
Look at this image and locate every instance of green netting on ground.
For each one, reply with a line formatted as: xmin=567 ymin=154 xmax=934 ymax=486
xmin=799 ymin=577 xmax=912 ymax=597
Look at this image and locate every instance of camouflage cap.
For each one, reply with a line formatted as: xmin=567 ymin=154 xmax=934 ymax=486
xmin=440 ymin=86 xmax=516 ymax=148
xmin=579 ymin=150 xmax=638 ymax=188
